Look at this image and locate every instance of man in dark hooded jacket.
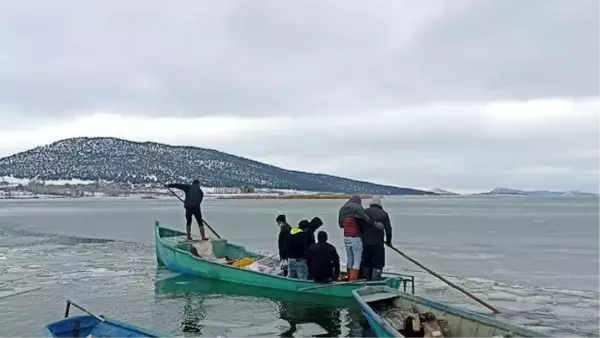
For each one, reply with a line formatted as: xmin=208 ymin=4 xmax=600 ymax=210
xmin=338 ymin=195 xmax=383 ymax=281
xmin=362 ymin=196 xmax=392 ymax=280
xmin=305 ymin=216 xmax=323 ymax=279
xmin=285 ymin=220 xmax=312 ymax=280
xmin=307 ymin=217 xmax=324 ymax=246
xmin=167 ymin=179 xmax=206 ymax=241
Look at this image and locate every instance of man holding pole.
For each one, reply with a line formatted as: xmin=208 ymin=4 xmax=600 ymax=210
xmin=167 ymin=179 xmax=207 ymax=241
xmin=362 ymin=196 xmax=392 ymax=280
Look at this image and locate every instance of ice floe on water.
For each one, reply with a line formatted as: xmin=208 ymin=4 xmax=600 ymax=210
xmin=1 ymin=224 xmax=598 ymax=337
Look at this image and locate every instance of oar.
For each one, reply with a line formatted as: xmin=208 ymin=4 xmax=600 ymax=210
xmin=386 ymin=244 xmax=501 ymax=314
xmin=163 ymin=184 xmax=222 ymax=239
xmin=298 ymin=279 xmax=367 ymax=292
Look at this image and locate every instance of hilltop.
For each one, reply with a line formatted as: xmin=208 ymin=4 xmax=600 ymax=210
xmin=0 ymin=137 xmax=434 ymax=195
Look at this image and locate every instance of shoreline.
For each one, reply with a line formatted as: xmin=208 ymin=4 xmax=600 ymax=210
xmin=216 ymin=194 xmax=374 ymax=200
xmin=0 ymin=193 xmax=375 ymax=201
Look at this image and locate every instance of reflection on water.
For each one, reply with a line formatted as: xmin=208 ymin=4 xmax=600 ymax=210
xmin=181 ymin=297 xmax=205 ymax=335
xmin=153 ymin=270 xmax=367 ymax=337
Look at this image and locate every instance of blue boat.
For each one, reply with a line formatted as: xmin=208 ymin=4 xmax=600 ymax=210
xmin=353 ymin=286 xmax=549 ymax=337
xmin=44 ymin=300 xmax=169 ymax=337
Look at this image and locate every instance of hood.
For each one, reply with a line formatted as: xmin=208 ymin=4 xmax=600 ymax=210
xmin=309 ymin=217 xmax=323 ymax=231
xmin=347 ymin=195 xmax=362 ymax=205
xmin=370 ymin=196 xmax=382 ymax=207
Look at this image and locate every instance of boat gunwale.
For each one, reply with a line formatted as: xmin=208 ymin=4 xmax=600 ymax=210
xmin=154 ymin=221 xmax=393 ymax=288
xmin=353 ymin=286 xmax=550 ymax=337
xmin=44 ymin=314 xmax=168 ymax=337
xmin=352 ymin=288 xmax=401 ymax=337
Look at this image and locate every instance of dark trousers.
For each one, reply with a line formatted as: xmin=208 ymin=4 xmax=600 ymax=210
xmin=185 ymin=206 xmax=203 ymax=226
xmin=362 ymin=244 xmax=385 ymax=269
xmin=361 ymin=244 xmax=385 ymax=280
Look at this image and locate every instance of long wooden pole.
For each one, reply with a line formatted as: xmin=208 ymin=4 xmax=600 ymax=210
xmin=163 ymin=185 xmax=222 ymax=239
xmin=386 ymin=244 xmax=501 ymax=314
xmin=0 ymin=287 xmax=42 ymax=300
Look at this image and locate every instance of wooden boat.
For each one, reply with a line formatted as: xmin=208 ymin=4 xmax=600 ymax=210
xmin=154 ymin=221 xmax=413 ymax=298
xmin=154 ymin=270 xmax=359 ymax=308
xmin=44 ymin=300 xmax=168 ymax=337
xmin=352 ymin=286 xmax=549 ymax=337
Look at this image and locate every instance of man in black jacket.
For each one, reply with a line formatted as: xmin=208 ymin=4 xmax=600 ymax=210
xmin=167 ymin=179 xmax=206 ymax=241
xmin=276 ymin=214 xmax=291 ymax=276
xmin=362 ymin=196 xmax=392 ymax=280
xmin=285 ymin=220 xmax=312 ymax=280
xmin=307 ymin=231 xmax=340 ymax=283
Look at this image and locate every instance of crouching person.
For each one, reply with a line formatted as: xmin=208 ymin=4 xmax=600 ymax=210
xmin=307 ymin=231 xmax=340 ymax=283
xmin=285 ymin=220 xmax=312 ymax=280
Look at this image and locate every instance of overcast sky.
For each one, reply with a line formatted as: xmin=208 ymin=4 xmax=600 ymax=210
xmin=0 ymin=0 xmax=598 ymax=192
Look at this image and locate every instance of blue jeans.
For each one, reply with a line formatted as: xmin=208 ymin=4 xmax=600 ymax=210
xmin=288 ymin=258 xmax=308 ymax=280
xmin=344 ymin=236 xmax=363 ymax=270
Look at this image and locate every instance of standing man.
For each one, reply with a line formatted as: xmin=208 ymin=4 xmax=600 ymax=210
xmin=276 ymin=214 xmax=292 ymax=276
xmin=285 ymin=220 xmax=312 ymax=280
xmin=306 ymin=231 xmax=340 ymax=283
xmin=167 ymin=179 xmax=207 ymax=241
xmin=338 ymin=195 xmax=383 ymax=281
xmin=363 ymin=196 xmax=392 ymax=280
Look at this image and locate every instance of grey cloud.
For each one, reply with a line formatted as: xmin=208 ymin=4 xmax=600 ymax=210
xmin=0 ymin=0 xmax=598 ymax=123
xmin=202 ymin=100 xmax=599 ymax=192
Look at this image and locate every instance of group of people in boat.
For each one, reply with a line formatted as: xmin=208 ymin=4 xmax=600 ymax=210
xmin=277 ymin=195 xmax=392 ymax=283
xmin=168 ymin=180 xmax=392 ymax=283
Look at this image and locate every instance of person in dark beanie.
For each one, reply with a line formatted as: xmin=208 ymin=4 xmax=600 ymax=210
xmin=276 ymin=214 xmax=292 ymax=276
xmin=167 ymin=179 xmax=206 ymax=241
xmin=307 ymin=231 xmax=340 ymax=283
xmin=305 ymin=216 xmax=324 ymax=279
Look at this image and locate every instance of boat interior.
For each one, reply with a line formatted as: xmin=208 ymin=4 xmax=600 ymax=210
xmin=359 ymin=287 xmax=538 ymax=337
xmin=159 ymin=226 xmax=258 ymax=259
xmin=158 ymin=226 xmax=282 ymax=272
xmin=46 ymin=316 xmax=151 ymax=337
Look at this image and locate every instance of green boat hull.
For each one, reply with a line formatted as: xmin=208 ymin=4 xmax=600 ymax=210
xmin=154 ymin=221 xmax=408 ymax=298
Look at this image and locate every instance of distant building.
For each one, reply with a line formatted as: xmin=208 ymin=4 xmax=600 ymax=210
xmin=240 ymin=185 xmax=255 ymax=193
xmin=210 ymin=187 xmax=241 ymax=194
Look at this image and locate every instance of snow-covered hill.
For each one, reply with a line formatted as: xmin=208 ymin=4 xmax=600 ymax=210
xmin=429 ymin=188 xmax=459 ymax=196
xmin=0 ymin=137 xmax=434 ymax=195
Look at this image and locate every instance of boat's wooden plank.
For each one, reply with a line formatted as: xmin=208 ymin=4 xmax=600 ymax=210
xmin=361 ymin=292 xmax=398 ymax=303
xmin=460 ymin=316 xmax=479 ymax=337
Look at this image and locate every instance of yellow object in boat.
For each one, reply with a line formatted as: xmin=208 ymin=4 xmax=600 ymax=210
xmin=232 ymin=257 xmax=255 ymax=268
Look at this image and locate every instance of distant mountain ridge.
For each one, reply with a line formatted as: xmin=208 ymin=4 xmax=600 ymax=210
xmin=474 ymin=187 xmax=598 ymax=196
xmin=430 ymin=188 xmax=459 ymax=196
xmin=0 ymin=137 xmax=434 ymax=195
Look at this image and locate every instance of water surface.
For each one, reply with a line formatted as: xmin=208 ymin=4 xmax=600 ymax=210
xmin=0 ymin=196 xmax=598 ymax=336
